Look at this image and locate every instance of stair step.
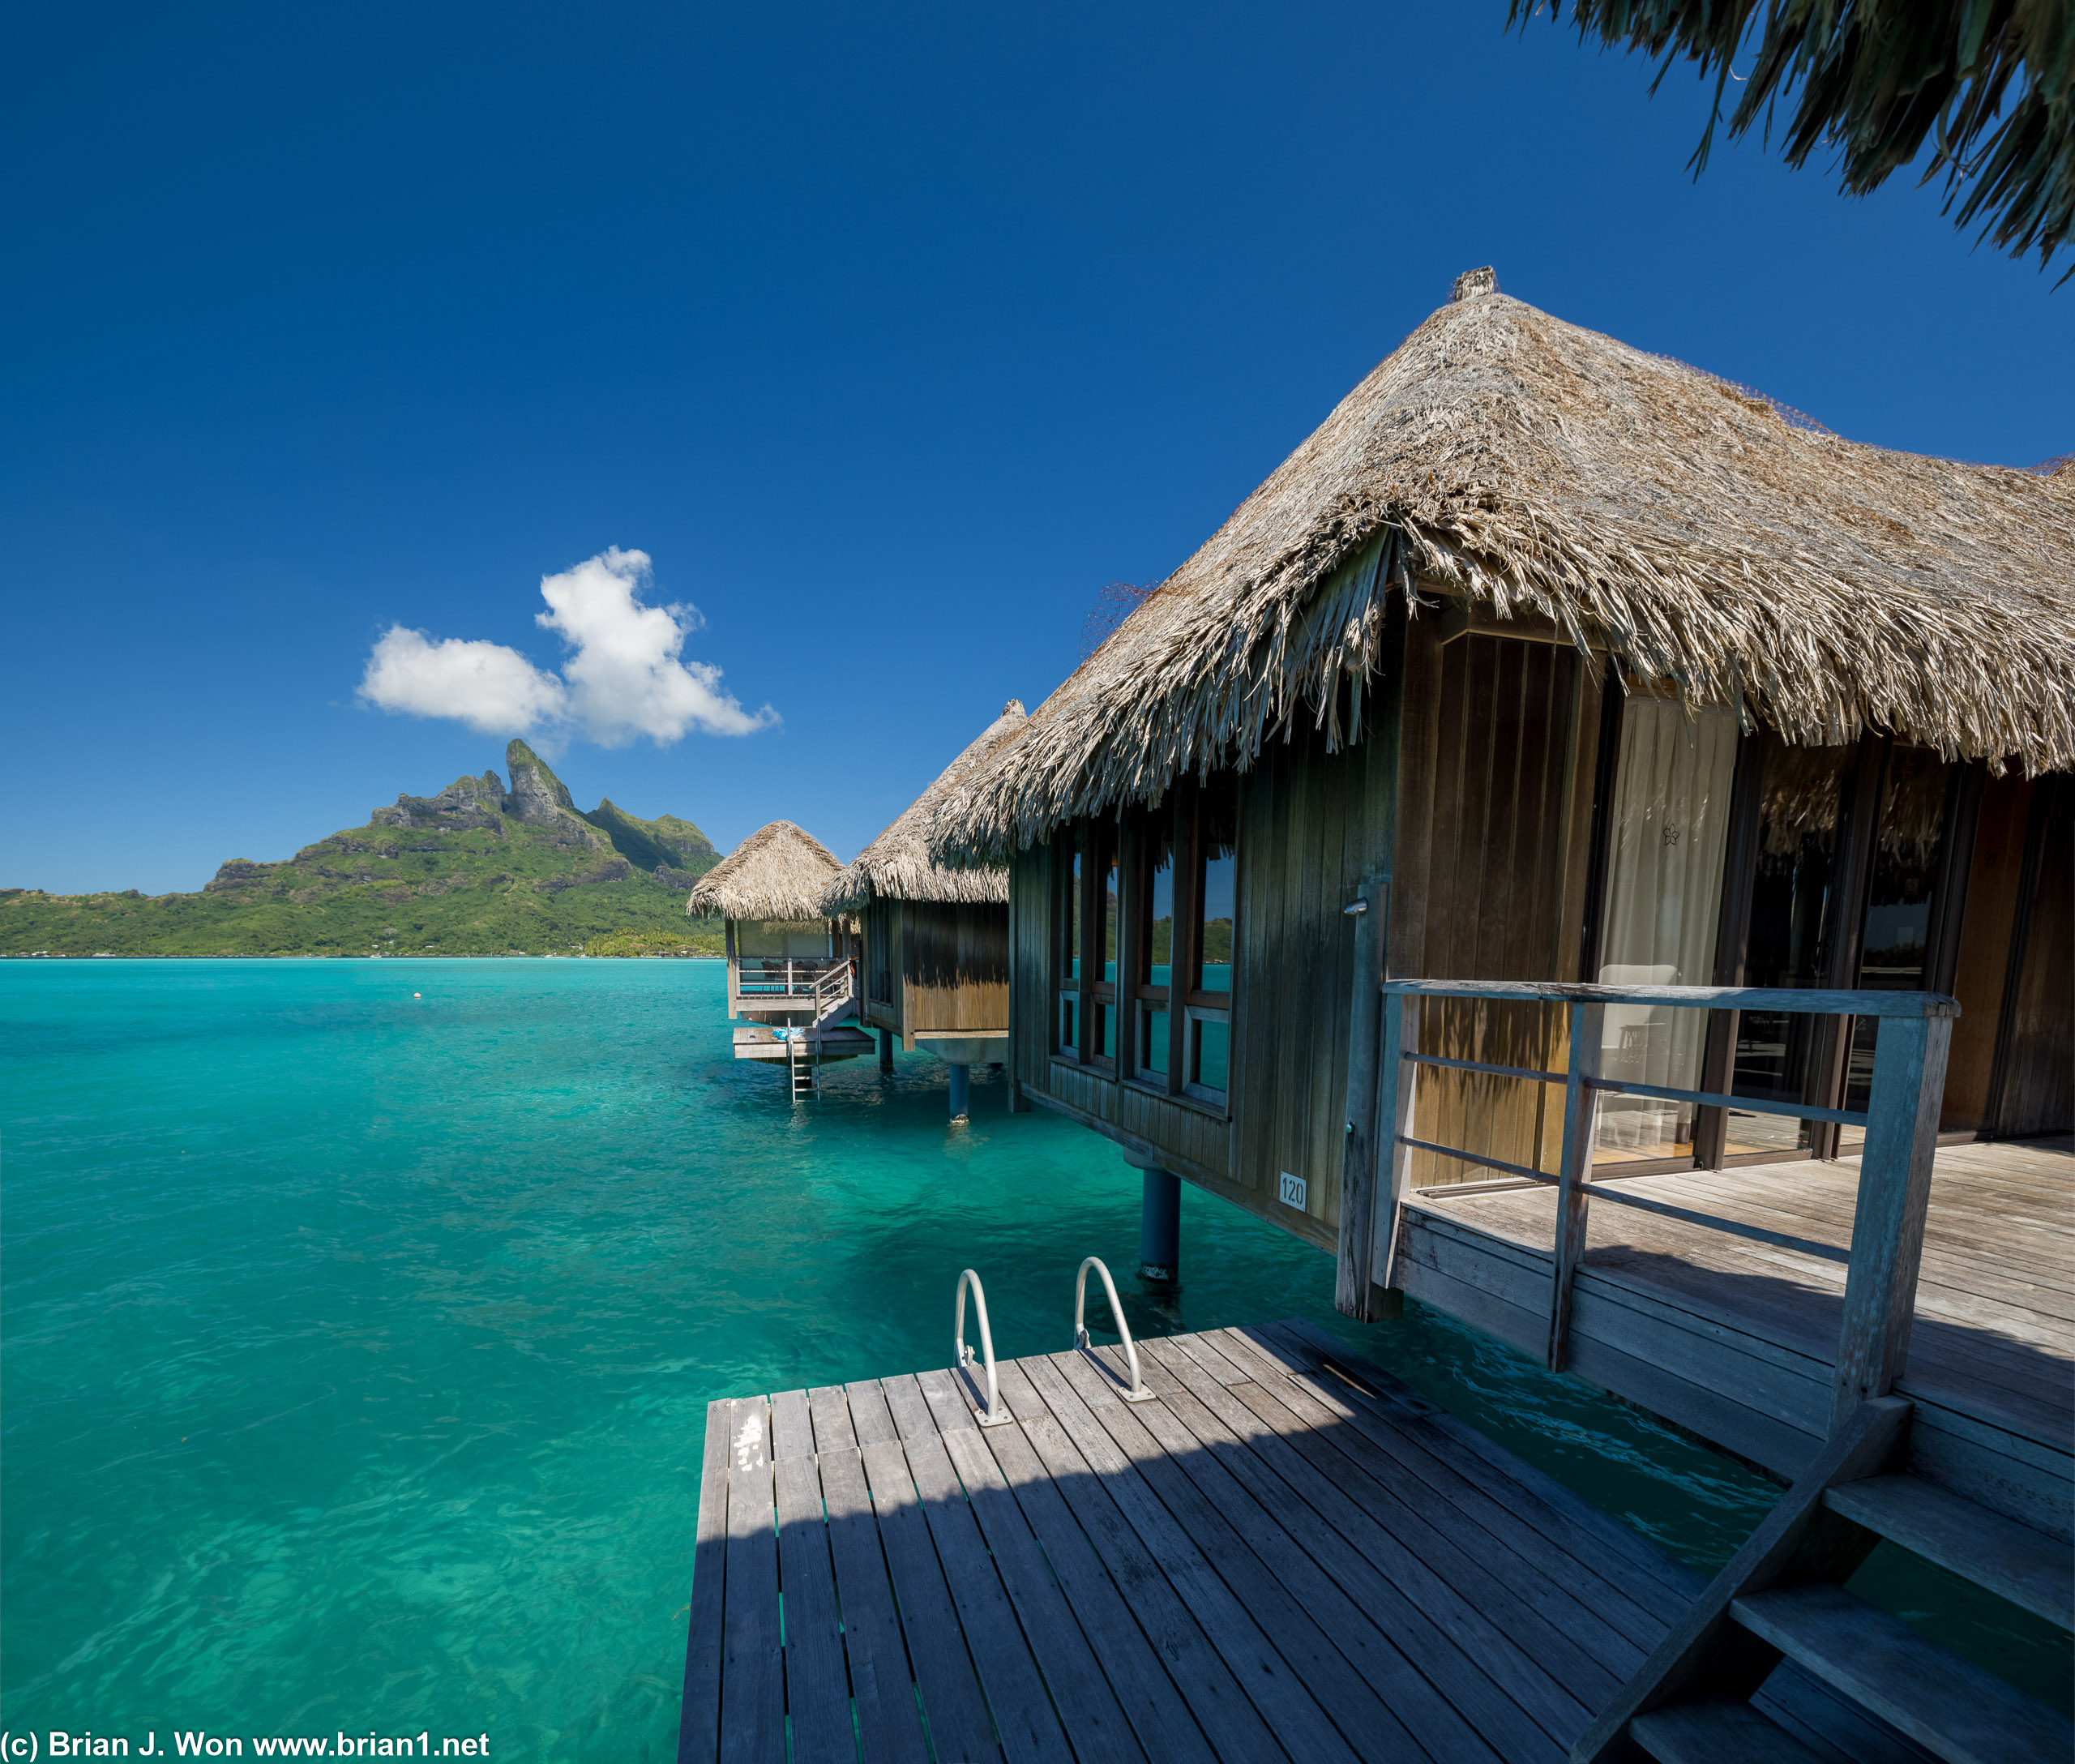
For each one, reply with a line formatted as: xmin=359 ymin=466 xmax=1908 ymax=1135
xmin=1825 ymin=1474 xmax=2074 ymax=1631
xmin=1632 ymin=1698 xmax=1830 ymax=1764
xmin=1731 ymin=1582 xmax=2073 ymax=1764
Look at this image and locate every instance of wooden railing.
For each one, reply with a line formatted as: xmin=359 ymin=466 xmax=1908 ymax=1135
xmin=736 ymin=956 xmax=850 ymax=999
xmin=1339 ymin=978 xmax=1956 ymax=1422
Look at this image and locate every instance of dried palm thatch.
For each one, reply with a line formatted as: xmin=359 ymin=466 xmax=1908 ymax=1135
xmin=687 ymin=821 xmax=844 ymax=922
xmin=1515 ymin=0 xmax=2075 ymax=268
xmin=931 ymin=271 xmax=2075 ymax=861
xmin=821 ymin=703 xmax=1027 ymax=912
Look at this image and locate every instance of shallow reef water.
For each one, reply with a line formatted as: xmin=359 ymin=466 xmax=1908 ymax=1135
xmin=1 ymin=959 xmax=2063 ymax=1757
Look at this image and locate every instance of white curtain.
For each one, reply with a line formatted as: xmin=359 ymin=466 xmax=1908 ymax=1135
xmin=1595 ymin=701 xmax=1739 ymax=1150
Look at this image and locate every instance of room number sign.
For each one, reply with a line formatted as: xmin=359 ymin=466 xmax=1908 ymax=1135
xmin=1278 ymin=1171 xmax=1307 ymax=1210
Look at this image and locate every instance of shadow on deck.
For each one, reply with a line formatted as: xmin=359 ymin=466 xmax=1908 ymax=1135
xmin=678 ymin=1321 xmax=1932 ymax=1764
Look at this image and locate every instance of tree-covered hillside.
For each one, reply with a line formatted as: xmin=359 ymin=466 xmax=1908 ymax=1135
xmin=2 ymin=740 xmax=727 ymax=958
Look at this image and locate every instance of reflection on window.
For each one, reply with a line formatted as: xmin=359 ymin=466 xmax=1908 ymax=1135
xmin=1061 ymin=830 xmax=1080 ymax=982
xmin=1190 ymin=1017 xmax=1229 ymax=1094
xmin=1727 ymin=739 xmax=1855 ymax=1155
xmin=1841 ymin=747 xmax=1952 ymax=1132
xmin=1140 ymin=1006 xmax=1170 ymax=1077
xmin=1099 ymin=837 xmax=1119 ymax=985
xmin=1099 ymin=1002 xmax=1117 ymax=1060
xmin=1194 ymin=777 xmax=1237 ymax=996
xmin=1141 ymin=825 xmax=1173 ymax=989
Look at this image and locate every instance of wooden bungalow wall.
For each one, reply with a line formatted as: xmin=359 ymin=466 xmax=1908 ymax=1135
xmin=1010 ymin=612 xmax=1599 ymax=1251
xmin=862 ymin=898 xmax=1011 ymax=1043
xmin=903 ymin=901 xmax=1009 ymax=1038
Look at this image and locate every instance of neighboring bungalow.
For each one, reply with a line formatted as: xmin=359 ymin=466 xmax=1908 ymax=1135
xmin=822 ymin=700 xmax=1026 ymax=1120
xmin=929 ymin=266 xmax=2073 ymax=1284
xmin=687 ymin=821 xmax=870 ymax=1097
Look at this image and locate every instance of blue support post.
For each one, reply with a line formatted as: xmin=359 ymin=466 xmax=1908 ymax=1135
xmin=1140 ymin=1167 xmax=1181 ymax=1285
xmin=878 ymin=1027 xmax=894 ymax=1072
xmin=948 ymin=1063 xmax=971 ymax=1121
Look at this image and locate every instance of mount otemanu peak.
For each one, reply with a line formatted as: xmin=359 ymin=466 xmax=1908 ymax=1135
xmin=2 ymin=741 xmax=724 ymax=958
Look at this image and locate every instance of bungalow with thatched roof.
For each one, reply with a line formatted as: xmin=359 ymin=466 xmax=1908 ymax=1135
xmin=931 ymin=266 xmax=2073 ymax=1290
xmin=687 ymin=820 xmax=871 ymax=1094
xmin=822 ymin=700 xmax=1025 ymax=1118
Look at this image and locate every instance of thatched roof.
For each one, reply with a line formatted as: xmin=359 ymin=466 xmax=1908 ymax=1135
xmin=687 ymin=821 xmax=843 ymax=921
xmin=932 ymin=270 xmax=2075 ymax=858
xmin=822 ymin=702 xmax=1027 ymax=911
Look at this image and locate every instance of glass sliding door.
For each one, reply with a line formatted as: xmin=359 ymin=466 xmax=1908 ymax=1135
xmin=1835 ymin=747 xmax=1954 ymax=1150
xmin=1592 ymin=699 xmax=1739 ymax=1161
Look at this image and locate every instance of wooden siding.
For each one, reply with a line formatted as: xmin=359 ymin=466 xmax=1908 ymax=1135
xmin=1009 ymin=616 xmax=1600 ymax=1252
xmin=1992 ymin=775 xmax=2073 ymax=1137
xmin=1397 ymin=629 xmax=1590 ymax=1188
xmin=863 ymin=897 xmax=902 ymax=1034
xmin=902 ymin=901 xmax=1010 ymax=1037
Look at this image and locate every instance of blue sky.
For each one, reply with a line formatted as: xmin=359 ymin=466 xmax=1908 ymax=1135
xmin=4 ymin=2 xmax=2066 ymax=895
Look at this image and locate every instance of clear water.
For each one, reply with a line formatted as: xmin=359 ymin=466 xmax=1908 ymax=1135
xmin=2 ymin=961 xmax=2064 ymax=1758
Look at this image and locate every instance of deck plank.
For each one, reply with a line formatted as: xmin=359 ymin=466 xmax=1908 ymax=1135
xmin=772 ymin=1454 xmax=858 ymax=1764
xmin=721 ymin=1398 xmax=785 ymax=1764
xmin=960 ymin=1390 xmax=1221 ymax=1764
xmin=677 ymin=1399 xmax=733 ymax=1764
xmin=1135 ymin=1345 xmax=1589 ymax=1758
xmin=691 ymin=1313 xmax=2030 ymax=1764
xmin=1212 ymin=1332 xmax=1670 ymax=1654
xmin=815 ymin=1446 xmax=931 ymax=1764
xmin=987 ymin=1359 xmax=1297 ymax=1764
xmin=1046 ymin=1347 xmax=1476 ymax=1764
xmin=1014 ymin=1352 xmax=1364 ymax=1764
xmin=1150 ymin=1336 xmax=1641 ymax=1687
xmin=858 ymin=1434 xmax=1002 ymax=1762
xmin=878 ymin=1375 xmax=1076 ymax=1764
xmin=1251 ymin=1323 xmax=1706 ymax=1610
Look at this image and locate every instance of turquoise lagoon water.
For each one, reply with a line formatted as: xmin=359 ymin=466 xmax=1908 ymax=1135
xmin=2 ymin=959 xmax=2062 ymax=1757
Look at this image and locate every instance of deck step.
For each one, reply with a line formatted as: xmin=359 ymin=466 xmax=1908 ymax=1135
xmin=1632 ymin=1697 xmax=1830 ymax=1763
xmin=1731 ymin=1582 xmax=2073 ymax=1764
xmin=1825 ymin=1474 xmax=2075 ymax=1632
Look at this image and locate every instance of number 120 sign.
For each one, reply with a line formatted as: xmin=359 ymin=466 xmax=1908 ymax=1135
xmin=1278 ymin=1171 xmax=1306 ymax=1210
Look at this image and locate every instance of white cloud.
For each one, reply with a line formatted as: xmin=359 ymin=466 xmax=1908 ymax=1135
xmin=536 ymin=547 xmax=776 ymax=744
xmin=359 ymin=627 xmax=569 ymax=735
xmin=357 ymin=547 xmax=777 ymax=747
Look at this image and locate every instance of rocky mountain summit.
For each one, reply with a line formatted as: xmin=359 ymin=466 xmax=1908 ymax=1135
xmin=9 ymin=742 xmax=724 ymax=957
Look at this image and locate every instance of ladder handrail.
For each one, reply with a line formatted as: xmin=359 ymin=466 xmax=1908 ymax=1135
xmin=1072 ymin=1257 xmax=1155 ymax=1402
xmin=954 ymin=1269 xmax=1013 ymax=1428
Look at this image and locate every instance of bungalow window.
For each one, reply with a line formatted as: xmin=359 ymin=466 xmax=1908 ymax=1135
xmin=1056 ymin=826 xmax=1081 ymax=1056
xmin=1060 ymin=779 xmax=1236 ymax=1096
xmin=1091 ymin=824 xmax=1119 ymax=1065
xmin=1133 ymin=815 xmax=1174 ymax=1082
xmin=1183 ymin=777 xmax=1237 ymax=1102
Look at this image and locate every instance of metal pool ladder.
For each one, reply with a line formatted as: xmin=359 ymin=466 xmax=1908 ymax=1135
xmin=1073 ymin=1256 xmax=1155 ymax=1402
xmin=954 ymin=1269 xmax=1014 ymax=1427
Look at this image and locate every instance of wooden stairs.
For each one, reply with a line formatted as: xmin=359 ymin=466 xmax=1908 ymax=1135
xmin=1577 ymin=1396 xmax=2073 ymax=1763
xmin=785 ymin=960 xmax=861 ymax=1102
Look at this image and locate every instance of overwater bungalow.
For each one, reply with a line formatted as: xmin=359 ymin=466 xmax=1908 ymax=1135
xmin=771 ymin=269 xmax=2075 ymax=1756
xmin=822 ymin=700 xmax=1026 ymax=1120
xmin=686 ymin=820 xmax=871 ymax=1096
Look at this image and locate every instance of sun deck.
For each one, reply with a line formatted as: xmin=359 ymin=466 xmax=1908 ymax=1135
xmin=1393 ymin=1137 xmax=2074 ymax=1539
xmin=677 ymin=1321 xmax=1920 ymax=1763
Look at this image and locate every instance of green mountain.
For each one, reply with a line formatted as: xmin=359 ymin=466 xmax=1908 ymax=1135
xmin=2 ymin=740 xmax=725 ymax=958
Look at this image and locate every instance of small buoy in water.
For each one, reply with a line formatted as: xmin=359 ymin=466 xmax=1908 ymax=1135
xmin=413 ymin=992 xmax=421 ymax=1000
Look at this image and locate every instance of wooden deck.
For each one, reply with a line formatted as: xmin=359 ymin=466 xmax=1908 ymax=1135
xmin=1393 ymin=1137 xmax=2075 ymax=1540
xmin=678 ymin=1320 xmax=1932 ymax=1763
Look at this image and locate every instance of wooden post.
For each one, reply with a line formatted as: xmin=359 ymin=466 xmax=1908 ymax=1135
xmin=1832 ymin=1007 xmax=1954 ymax=1420
xmin=1548 ymin=1000 xmax=1605 ymax=1371
xmin=1365 ymin=994 xmax=1420 ymax=1312
xmin=1334 ymin=879 xmax=1388 ymax=1320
